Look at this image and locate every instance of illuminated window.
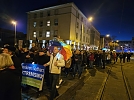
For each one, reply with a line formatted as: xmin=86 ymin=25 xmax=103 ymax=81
xmin=33 ymin=31 xmax=36 ymax=37
xmin=33 ymin=22 xmax=36 ymax=27
xmin=47 ymin=20 xmax=51 ymax=26
xmin=46 ymin=31 xmax=50 ymax=37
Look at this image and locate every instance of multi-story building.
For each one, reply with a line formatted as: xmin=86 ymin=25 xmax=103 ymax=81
xmin=117 ymin=37 xmax=134 ymax=52
xmin=27 ymin=2 xmax=100 ymax=50
xmin=0 ymin=28 xmax=26 ymax=48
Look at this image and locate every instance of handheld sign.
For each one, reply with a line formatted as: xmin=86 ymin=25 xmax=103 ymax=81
xmin=21 ymin=63 xmax=45 ymax=91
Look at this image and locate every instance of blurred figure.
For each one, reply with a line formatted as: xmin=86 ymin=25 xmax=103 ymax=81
xmin=123 ymin=52 xmax=126 ymax=63
xmin=102 ymin=50 xmax=106 ymax=69
xmin=3 ymin=46 xmax=22 ymax=79
xmin=112 ymin=52 xmax=117 ymax=64
xmin=37 ymin=50 xmax=50 ymax=88
xmin=127 ymin=52 xmax=131 ymax=62
xmin=72 ymin=50 xmax=82 ymax=79
xmin=0 ymin=53 xmax=21 ymax=100
xmin=95 ymin=51 xmax=102 ymax=67
xmin=89 ymin=52 xmax=94 ymax=68
xmin=119 ymin=52 xmax=123 ymax=63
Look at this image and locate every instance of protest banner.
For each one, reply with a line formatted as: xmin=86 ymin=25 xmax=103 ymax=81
xmin=21 ymin=63 xmax=45 ymax=91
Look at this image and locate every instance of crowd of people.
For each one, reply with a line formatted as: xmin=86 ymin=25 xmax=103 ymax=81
xmin=0 ymin=44 xmax=133 ymax=100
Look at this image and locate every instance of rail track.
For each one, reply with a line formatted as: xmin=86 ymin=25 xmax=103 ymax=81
xmin=95 ymin=62 xmax=132 ymax=100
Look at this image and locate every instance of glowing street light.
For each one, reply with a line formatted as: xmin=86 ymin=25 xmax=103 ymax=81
xmin=116 ymin=40 xmax=119 ymax=42
xmin=106 ymin=34 xmax=110 ymax=37
xmin=11 ymin=21 xmax=17 ymax=46
xmin=88 ymin=17 xmax=93 ymax=22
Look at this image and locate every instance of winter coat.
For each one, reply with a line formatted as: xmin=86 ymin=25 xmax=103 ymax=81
xmin=47 ymin=53 xmax=65 ymax=74
xmin=73 ymin=54 xmax=82 ymax=64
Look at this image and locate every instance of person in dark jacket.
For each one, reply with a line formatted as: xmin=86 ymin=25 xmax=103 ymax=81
xmin=102 ymin=50 xmax=106 ymax=69
xmin=37 ymin=50 xmax=50 ymax=87
xmin=94 ymin=51 xmax=102 ymax=67
xmin=0 ymin=53 xmax=21 ymax=100
xmin=127 ymin=52 xmax=131 ymax=62
xmin=123 ymin=52 xmax=126 ymax=63
xmin=72 ymin=50 xmax=82 ymax=79
xmin=119 ymin=52 xmax=123 ymax=63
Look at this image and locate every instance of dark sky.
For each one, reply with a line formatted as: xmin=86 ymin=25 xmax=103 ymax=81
xmin=0 ymin=0 xmax=134 ymax=41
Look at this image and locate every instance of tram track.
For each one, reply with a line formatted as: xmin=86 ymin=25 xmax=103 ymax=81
xmin=121 ymin=63 xmax=132 ymax=100
xmin=95 ymin=62 xmax=132 ymax=100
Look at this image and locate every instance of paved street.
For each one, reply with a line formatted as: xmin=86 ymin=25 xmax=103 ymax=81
xmin=22 ymin=57 xmax=134 ymax=100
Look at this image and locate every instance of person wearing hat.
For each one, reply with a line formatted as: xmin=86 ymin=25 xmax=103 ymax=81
xmin=3 ymin=46 xmax=22 ymax=80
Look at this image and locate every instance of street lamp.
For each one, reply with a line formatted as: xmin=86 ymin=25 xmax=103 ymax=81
xmin=106 ymin=34 xmax=110 ymax=37
xmin=105 ymin=34 xmax=110 ymax=49
xmin=11 ymin=21 xmax=17 ymax=46
xmin=88 ymin=17 xmax=93 ymax=22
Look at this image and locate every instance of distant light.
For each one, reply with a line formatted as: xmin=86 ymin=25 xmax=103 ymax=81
xmin=116 ymin=40 xmax=119 ymax=42
xmin=106 ymin=34 xmax=110 ymax=37
xmin=88 ymin=17 xmax=93 ymax=22
xmin=11 ymin=21 xmax=17 ymax=25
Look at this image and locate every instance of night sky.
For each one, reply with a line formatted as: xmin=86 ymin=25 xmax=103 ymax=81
xmin=0 ymin=0 xmax=134 ymax=41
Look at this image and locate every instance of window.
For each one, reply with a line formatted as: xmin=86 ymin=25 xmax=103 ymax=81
xmin=42 ymin=32 xmax=45 ymax=37
xmin=33 ymin=22 xmax=36 ymax=27
xmin=80 ymin=33 xmax=82 ymax=41
xmin=34 ymin=13 xmax=37 ymax=18
xmin=46 ymin=31 xmax=50 ymax=37
xmin=33 ymin=31 xmax=36 ymax=37
xmin=40 ymin=12 xmax=43 ymax=17
xmin=54 ymin=30 xmax=58 ymax=37
xmin=54 ymin=19 xmax=58 ymax=26
xmin=55 ymin=9 xmax=59 ymax=15
xmin=40 ymin=21 xmax=43 ymax=27
xmin=39 ymin=31 xmax=42 ymax=37
xmin=77 ymin=22 xmax=79 ymax=28
xmin=83 ymin=27 xmax=85 ymax=33
xmin=76 ymin=33 xmax=78 ymax=40
xmin=83 ymin=36 xmax=85 ymax=42
xmin=47 ymin=11 xmax=50 ymax=16
xmin=81 ymin=17 xmax=83 ymax=22
xmin=47 ymin=20 xmax=51 ymax=26
xmin=77 ymin=12 xmax=79 ymax=19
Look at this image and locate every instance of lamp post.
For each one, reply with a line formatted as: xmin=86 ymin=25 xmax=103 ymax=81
xmin=11 ymin=21 xmax=17 ymax=46
xmin=105 ymin=34 xmax=110 ymax=49
xmin=88 ymin=17 xmax=93 ymax=22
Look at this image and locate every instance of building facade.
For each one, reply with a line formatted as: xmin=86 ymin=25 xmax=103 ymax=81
xmin=27 ymin=3 xmax=100 ymax=50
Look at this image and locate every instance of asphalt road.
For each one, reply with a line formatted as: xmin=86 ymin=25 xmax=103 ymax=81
xmin=22 ymin=57 xmax=134 ymax=100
